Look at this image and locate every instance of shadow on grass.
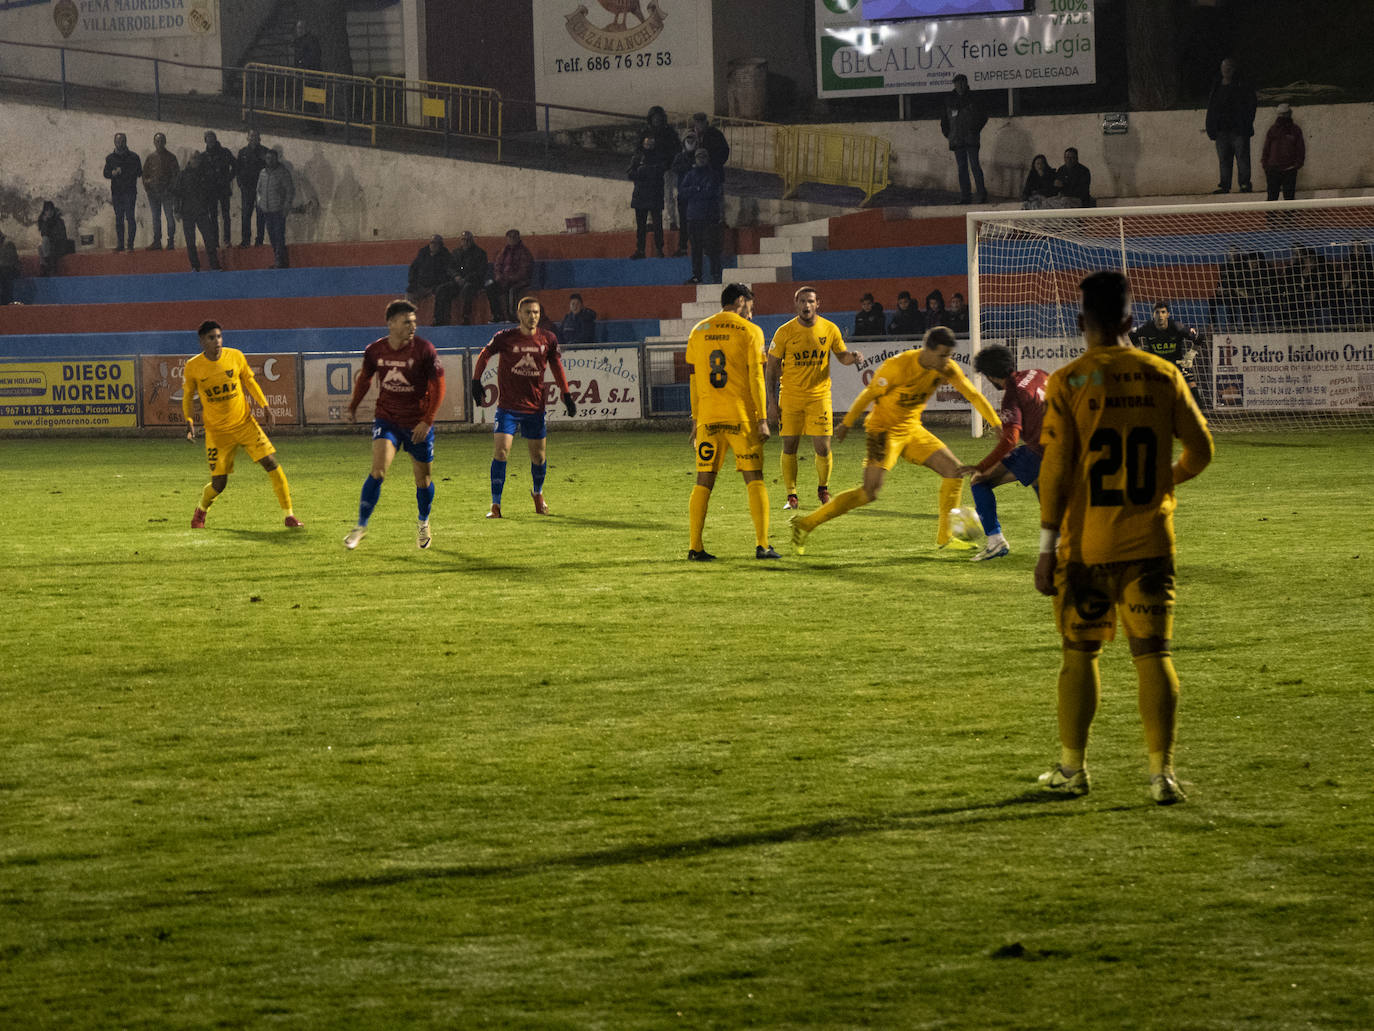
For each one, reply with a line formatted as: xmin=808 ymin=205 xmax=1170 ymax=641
xmin=317 ymin=793 xmax=1127 ymax=892
xmin=218 ymin=528 xmax=312 ymax=546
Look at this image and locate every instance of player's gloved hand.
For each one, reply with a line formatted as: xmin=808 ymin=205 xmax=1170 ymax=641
xmin=562 ymin=392 xmax=577 ymax=417
xmin=471 ymin=378 xmax=484 ymax=405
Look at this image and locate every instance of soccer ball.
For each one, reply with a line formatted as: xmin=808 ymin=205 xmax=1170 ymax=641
xmin=947 ymin=506 xmax=984 ymax=544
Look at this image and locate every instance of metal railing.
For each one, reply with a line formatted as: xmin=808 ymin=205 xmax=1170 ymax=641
xmin=241 ymin=62 xmax=378 ymax=143
xmin=781 ymin=127 xmax=891 ymax=205
xmin=374 ymin=75 xmax=502 ymax=160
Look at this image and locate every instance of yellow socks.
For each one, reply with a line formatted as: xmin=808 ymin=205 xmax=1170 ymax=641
xmin=688 ymin=484 xmax=710 ymax=551
xmin=814 ymin=451 xmax=833 ymax=492
xmin=747 ymin=480 xmax=770 ymax=547
xmin=199 ymin=482 xmax=220 ymax=510
xmin=1057 ymin=645 xmax=1101 ymax=760
xmin=798 ymin=486 xmax=867 ymax=531
xmin=935 ymin=477 xmax=965 ymax=545
xmin=267 ymin=465 xmax=295 ymax=515
xmin=1134 ymin=650 xmax=1180 ymax=776
xmin=780 ymin=452 xmax=799 ymax=495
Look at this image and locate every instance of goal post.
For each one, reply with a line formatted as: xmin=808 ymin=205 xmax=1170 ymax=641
xmin=967 ymin=197 xmax=1374 ymax=434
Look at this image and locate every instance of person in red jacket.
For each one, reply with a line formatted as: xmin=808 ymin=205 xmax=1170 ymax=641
xmin=1261 ymin=102 xmax=1305 ymax=202
xmin=490 ymin=229 xmax=534 ymax=323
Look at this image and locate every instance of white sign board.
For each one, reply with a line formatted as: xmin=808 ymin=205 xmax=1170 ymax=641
xmin=816 ymin=0 xmax=1095 ymax=98
xmin=49 ymin=0 xmax=218 ymax=41
xmin=831 ymin=338 xmax=981 ymax=414
xmin=472 ymin=345 xmax=642 ymax=424
xmin=302 ymin=351 xmax=467 ymax=427
xmin=1210 ymin=333 xmax=1374 ymax=412
xmin=532 ymin=0 xmax=713 ymax=128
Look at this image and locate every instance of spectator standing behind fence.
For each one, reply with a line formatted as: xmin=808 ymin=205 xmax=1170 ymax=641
xmin=670 ymin=131 xmax=698 ymax=257
xmin=561 ymin=293 xmax=598 ymax=344
xmin=628 ymin=134 xmax=668 ymax=259
xmin=645 ymin=106 xmax=681 ymax=231
xmin=201 ymin=131 xmax=236 ymax=250
xmin=1261 ymin=103 xmax=1305 ymax=203
xmin=1021 ymin=154 xmax=1058 ymax=209
xmin=0 ymin=230 xmax=18 ymax=305
xmin=236 ymin=130 xmax=269 ymax=248
xmin=691 ymin=113 xmax=730 ymax=174
xmin=141 ymin=132 xmax=179 ymax=251
xmin=491 ymin=229 xmax=534 ymax=322
xmin=1206 ymin=57 xmax=1257 ymax=195
xmin=103 ymin=132 xmax=141 ymax=252
xmin=255 ymin=149 xmax=294 ymax=269
xmin=172 ymin=152 xmax=221 ymax=272
xmin=1046 ymin=148 xmax=1092 ymax=208
xmin=407 ymin=234 xmax=453 ymax=309
xmin=679 ymin=148 xmax=725 ymax=285
xmin=38 ymin=201 xmax=70 ymax=276
xmin=921 ymin=289 xmax=947 ymax=332
xmin=290 ymin=20 xmax=324 ymax=127
xmin=940 ymin=74 xmax=988 ymax=205
xmin=887 ymin=290 xmax=922 ymax=336
xmin=854 ymin=293 xmax=885 ymax=337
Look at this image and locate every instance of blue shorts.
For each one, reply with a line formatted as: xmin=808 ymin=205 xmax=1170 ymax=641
xmin=1002 ymin=444 xmax=1041 ymax=487
xmin=493 ymin=407 xmax=547 ymax=439
xmin=373 ymin=417 xmax=435 ymax=464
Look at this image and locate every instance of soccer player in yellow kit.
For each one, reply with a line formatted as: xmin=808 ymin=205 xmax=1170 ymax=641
xmin=686 ymin=283 xmax=778 ymax=561
xmin=790 ymin=326 xmax=1000 ymax=554
xmin=1035 ymin=271 xmax=1214 ymax=805
xmin=766 ymin=286 xmax=864 ymax=511
xmin=183 ymin=320 xmax=302 ymax=529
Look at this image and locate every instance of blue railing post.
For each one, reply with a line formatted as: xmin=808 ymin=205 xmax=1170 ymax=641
xmin=153 ymin=58 xmax=161 ymax=120
xmin=59 ymin=47 xmax=68 ymax=109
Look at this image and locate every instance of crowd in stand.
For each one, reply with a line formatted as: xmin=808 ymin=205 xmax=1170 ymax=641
xmin=852 ymin=289 xmax=970 ymax=339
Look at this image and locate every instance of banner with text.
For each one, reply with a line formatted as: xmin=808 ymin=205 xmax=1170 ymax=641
xmin=141 ymin=353 xmax=299 ymax=428
xmin=1209 ymin=333 xmax=1374 ymax=412
xmin=48 ymin=0 xmax=218 ymax=42
xmin=532 ymin=0 xmax=712 ymax=129
xmin=816 ymin=0 xmax=1095 ymax=98
xmin=0 ymin=358 xmax=137 ymax=430
xmin=302 ymin=352 xmax=468 ymax=427
xmin=472 ymin=345 xmax=642 ymax=424
xmin=830 ymin=338 xmax=981 ymax=415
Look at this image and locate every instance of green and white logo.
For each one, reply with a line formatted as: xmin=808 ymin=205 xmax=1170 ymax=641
xmin=822 ymin=0 xmax=859 ymax=14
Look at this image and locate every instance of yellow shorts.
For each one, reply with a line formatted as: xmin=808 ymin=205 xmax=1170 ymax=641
xmin=863 ymin=424 xmax=945 ymax=470
xmin=1053 ymin=555 xmax=1177 ymax=643
xmin=696 ymin=421 xmax=763 ymax=474
xmin=778 ymin=396 xmax=833 ymax=437
xmin=205 ymin=418 xmax=274 ymax=477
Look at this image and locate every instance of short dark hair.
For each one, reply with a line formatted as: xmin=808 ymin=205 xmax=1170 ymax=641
xmin=897 ymin=290 xmax=911 ymax=301
xmin=974 ymin=344 xmax=1015 ymax=380
xmin=924 ymin=326 xmax=957 ymax=350
xmin=1153 ymin=300 xmax=1169 ymax=312
xmin=1079 ymin=271 xmax=1131 ymax=331
xmin=861 ymin=292 xmax=874 ymax=302
xmin=197 ymin=320 xmax=221 ymax=337
xmin=721 ymin=283 xmax=754 ymax=307
xmin=952 ymin=74 xmax=969 ymax=88
xmin=568 ymin=292 xmax=583 ymax=303
xmin=385 ymin=298 xmax=417 ymax=321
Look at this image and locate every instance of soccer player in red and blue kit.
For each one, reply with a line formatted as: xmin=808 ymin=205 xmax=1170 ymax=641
xmin=957 ymin=344 xmax=1048 ymax=563
xmin=344 ymin=299 xmax=446 ymax=550
xmin=471 ymin=296 xmax=576 ymax=518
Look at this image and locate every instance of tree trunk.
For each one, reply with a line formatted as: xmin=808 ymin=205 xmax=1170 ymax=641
xmin=1126 ymin=2 xmax=1180 ymax=109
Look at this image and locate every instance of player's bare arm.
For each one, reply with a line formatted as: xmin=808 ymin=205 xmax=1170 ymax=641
xmin=838 ymin=350 xmax=864 ymax=366
xmin=185 ymin=419 xmax=197 ymax=442
xmin=411 ymin=420 xmax=431 ymax=445
xmin=834 ymin=423 xmax=848 ymax=444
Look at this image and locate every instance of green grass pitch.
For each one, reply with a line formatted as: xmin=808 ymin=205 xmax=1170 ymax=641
xmin=2 ymin=428 xmax=1371 ymax=1029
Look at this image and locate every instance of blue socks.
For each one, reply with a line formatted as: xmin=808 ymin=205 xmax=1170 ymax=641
xmin=972 ymin=480 xmax=999 ymax=537
xmin=490 ymin=459 xmax=507 ymax=504
xmin=358 ymin=475 xmax=383 ymax=526
xmin=416 ymin=483 xmax=435 ymax=521
xmin=531 ymin=461 xmax=547 ymax=496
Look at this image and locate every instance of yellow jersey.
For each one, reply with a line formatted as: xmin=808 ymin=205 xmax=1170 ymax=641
xmin=687 ymin=309 xmax=767 ymax=427
xmin=843 ymin=349 xmax=1000 ymax=435
xmin=768 ymin=316 xmax=848 ymax=403
xmin=1039 ymin=343 xmax=1214 ymax=564
xmin=182 ymin=347 xmax=268 ymax=434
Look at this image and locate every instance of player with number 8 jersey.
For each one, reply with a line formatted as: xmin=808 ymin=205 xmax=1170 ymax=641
xmin=685 ymin=283 xmax=776 ymax=560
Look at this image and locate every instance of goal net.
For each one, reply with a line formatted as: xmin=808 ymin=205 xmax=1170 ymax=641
xmin=967 ymin=198 xmax=1374 ymax=433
